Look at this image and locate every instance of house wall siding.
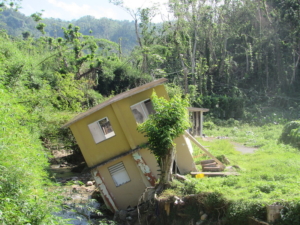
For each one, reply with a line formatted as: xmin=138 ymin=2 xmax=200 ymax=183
xmin=70 ymin=104 xmax=131 ymax=167
xmin=68 ymin=84 xmax=196 ymax=210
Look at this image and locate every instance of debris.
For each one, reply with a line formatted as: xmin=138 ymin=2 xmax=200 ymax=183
xmin=191 ymin=172 xmax=239 ymax=177
xmin=174 ymin=196 xmax=185 ymax=205
xmin=119 ymin=209 xmax=127 ymax=221
xmin=173 ymin=173 xmax=187 ymax=181
xmin=164 ymin=202 xmax=171 ymax=216
xmin=126 ymin=216 xmax=132 ymax=221
xmin=267 ymin=203 xmax=283 ymax=223
xmin=201 ymin=213 xmax=208 ymax=221
xmin=221 ymin=154 xmax=230 ymax=165
xmin=86 ymin=181 xmax=93 ymax=186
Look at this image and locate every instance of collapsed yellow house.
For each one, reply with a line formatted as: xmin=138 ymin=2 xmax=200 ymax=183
xmin=62 ymin=78 xmax=197 ymax=212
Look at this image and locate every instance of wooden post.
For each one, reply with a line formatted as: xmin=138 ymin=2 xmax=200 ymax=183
xmin=195 ymin=112 xmax=199 ymax=136
xmin=199 ymin=111 xmax=203 ymax=136
xmin=192 ymin=112 xmax=195 ymax=136
xmin=184 ymin=131 xmax=225 ymax=169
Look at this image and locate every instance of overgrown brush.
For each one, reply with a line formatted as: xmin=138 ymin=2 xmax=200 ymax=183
xmin=278 ymin=121 xmax=300 ymax=148
xmin=0 ymin=89 xmax=67 ymax=224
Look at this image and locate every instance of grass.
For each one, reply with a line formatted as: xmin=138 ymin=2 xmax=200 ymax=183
xmin=190 ymin=123 xmax=300 ymax=202
xmin=203 ymin=123 xmax=284 ymax=147
xmin=161 ymin=123 xmax=300 ymax=224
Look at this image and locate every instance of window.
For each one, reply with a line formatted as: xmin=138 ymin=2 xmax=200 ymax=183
xmin=108 ymin=162 xmax=131 ymax=187
xmin=88 ymin=117 xmax=115 ymax=143
xmin=130 ymin=99 xmax=155 ymax=123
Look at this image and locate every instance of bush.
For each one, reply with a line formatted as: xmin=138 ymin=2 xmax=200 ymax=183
xmin=278 ymin=121 xmax=300 ymax=148
xmin=203 ymin=121 xmax=216 ymax=130
xmin=225 ymin=201 xmax=266 ymax=225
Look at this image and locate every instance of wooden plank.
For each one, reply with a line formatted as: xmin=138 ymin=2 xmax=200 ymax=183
xmin=202 ymin=166 xmax=223 ymax=172
xmin=191 ymin=172 xmax=239 ymax=177
xmin=201 ymin=163 xmax=217 ymax=167
xmin=249 ymin=217 xmax=269 ymax=225
xmin=200 ymin=159 xmax=215 ymax=165
xmin=184 ymin=131 xmax=225 ymax=169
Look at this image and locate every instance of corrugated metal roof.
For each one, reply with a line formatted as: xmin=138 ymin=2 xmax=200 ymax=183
xmin=62 ymin=78 xmax=168 ymax=128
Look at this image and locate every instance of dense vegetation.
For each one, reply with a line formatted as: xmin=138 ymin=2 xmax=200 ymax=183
xmin=2 ymin=0 xmax=300 ymax=120
xmin=1 ymin=0 xmax=300 ymax=224
xmin=0 ymin=11 xmax=150 ymax=223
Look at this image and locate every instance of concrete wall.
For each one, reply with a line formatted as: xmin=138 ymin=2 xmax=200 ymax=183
xmin=69 ymin=84 xmax=196 ymax=210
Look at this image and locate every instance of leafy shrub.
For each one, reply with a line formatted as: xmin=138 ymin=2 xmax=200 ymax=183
xmin=203 ymin=121 xmax=216 ymax=130
xmin=274 ymin=202 xmax=300 ymax=225
xmin=278 ymin=121 xmax=300 ymax=148
xmin=225 ymin=201 xmax=266 ymax=225
xmin=227 ymin=118 xmax=240 ymax=127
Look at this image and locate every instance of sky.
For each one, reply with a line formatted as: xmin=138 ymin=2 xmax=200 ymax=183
xmin=18 ymin=0 xmax=169 ymax=22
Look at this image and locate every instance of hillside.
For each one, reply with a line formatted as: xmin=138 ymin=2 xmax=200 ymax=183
xmin=0 ymin=8 xmax=137 ymax=53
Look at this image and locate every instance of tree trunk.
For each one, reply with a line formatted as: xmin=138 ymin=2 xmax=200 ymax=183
xmin=157 ymin=146 xmax=176 ymax=191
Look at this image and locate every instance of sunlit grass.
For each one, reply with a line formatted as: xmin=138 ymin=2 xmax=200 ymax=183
xmin=188 ymin=123 xmax=300 ymax=203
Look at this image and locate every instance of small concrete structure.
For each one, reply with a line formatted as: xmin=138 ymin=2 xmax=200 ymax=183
xmin=188 ymin=107 xmax=209 ymax=137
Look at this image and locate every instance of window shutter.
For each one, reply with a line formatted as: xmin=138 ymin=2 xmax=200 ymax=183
xmin=88 ymin=121 xmax=105 ymax=143
xmin=108 ymin=162 xmax=130 ymax=187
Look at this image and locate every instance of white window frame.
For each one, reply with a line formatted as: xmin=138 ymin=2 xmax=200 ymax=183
xmin=88 ymin=117 xmax=115 ymax=144
xmin=130 ymin=99 xmax=154 ymax=123
xmin=108 ymin=162 xmax=131 ymax=187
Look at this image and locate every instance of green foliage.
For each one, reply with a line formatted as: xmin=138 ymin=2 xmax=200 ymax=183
xmin=279 ymin=121 xmax=300 ymax=148
xmin=274 ymin=201 xmax=300 ymax=225
xmin=225 ymin=201 xmax=266 ymax=225
xmin=0 ymin=88 xmax=66 ymax=224
xmin=164 ymin=83 xmax=183 ymax=99
xmin=137 ymin=92 xmax=190 ymax=160
xmin=203 ymin=121 xmax=216 ymax=130
xmin=195 ymin=95 xmax=245 ymax=120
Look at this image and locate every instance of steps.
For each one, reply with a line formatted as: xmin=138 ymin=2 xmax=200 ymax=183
xmin=200 ymin=159 xmax=224 ymax=172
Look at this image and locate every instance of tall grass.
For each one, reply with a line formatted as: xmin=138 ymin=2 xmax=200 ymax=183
xmin=0 ymin=88 xmax=67 ymax=224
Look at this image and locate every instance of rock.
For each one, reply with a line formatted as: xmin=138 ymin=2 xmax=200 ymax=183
xmin=86 ymin=181 xmax=93 ymax=186
xmin=72 ymin=185 xmax=80 ymax=193
xmin=201 ymin=213 xmax=208 ymax=221
xmin=126 ymin=216 xmax=132 ymax=221
xmin=119 ymin=209 xmax=127 ymax=221
xmin=71 ymin=176 xmax=78 ymax=181
xmin=226 ymin=166 xmax=237 ymax=172
xmin=127 ymin=209 xmax=138 ymax=217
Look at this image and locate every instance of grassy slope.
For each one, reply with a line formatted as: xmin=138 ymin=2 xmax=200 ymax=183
xmin=192 ymin=124 xmax=300 ymax=202
xmin=160 ymin=123 xmax=300 ymax=224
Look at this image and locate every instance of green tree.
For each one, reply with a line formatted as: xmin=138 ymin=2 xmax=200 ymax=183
xmin=137 ymin=92 xmax=190 ymax=190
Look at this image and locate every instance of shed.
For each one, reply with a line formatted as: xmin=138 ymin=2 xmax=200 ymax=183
xmin=188 ymin=107 xmax=209 ymax=137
